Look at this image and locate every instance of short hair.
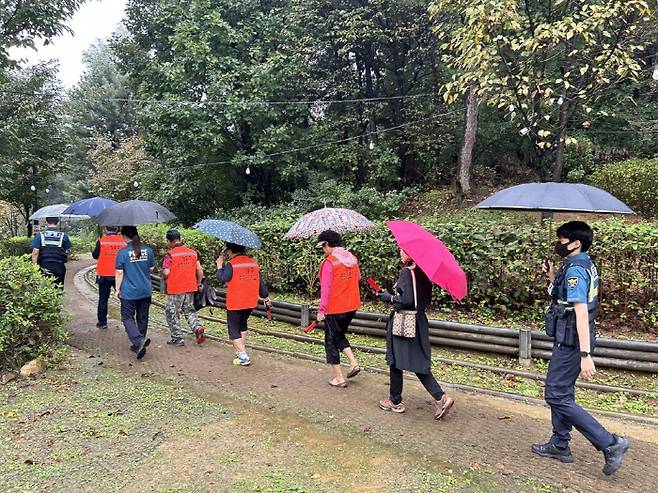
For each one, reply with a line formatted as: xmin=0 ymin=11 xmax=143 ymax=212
xmin=166 ymin=229 xmax=181 ymax=242
xmin=106 ymin=226 xmax=119 ymax=233
xmin=225 ymin=242 xmax=246 ymax=254
xmin=45 ymin=216 xmax=59 ymax=225
xmin=317 ymin=230 xmax=342 ymax=248
xmin=556 ymin=221 xmax=593 ymax=252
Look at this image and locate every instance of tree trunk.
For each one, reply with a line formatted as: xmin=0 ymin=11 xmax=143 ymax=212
xmin=552 ymin=99 xmax=570 ymax=182
xmin=455 ymin=84 xmax=479 ymax=201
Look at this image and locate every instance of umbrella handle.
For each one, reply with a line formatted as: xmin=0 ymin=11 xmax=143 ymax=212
xmin=366 ymin=277 xmax=382 ymax=293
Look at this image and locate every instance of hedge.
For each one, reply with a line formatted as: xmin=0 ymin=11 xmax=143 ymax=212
xmin=590 ymin=156 xmax=658 ymax=215
xmin=141 ymin=214 xmax=658 ymax=331
xmin=0 ymin=256 xmax=68 ymax=370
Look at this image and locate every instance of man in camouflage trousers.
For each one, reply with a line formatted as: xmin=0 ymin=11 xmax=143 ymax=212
xmin=162 ymin=229 xmax=206 ymax=346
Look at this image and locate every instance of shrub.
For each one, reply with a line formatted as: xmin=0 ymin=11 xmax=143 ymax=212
xmin=0 ymin=256 xmax=68 ymax=370
xmin=590 ymin=156 xmax=658 ymax=215
xmin=0 ymin=236 xmax=32 ymax=257
xmin=137 ymin=214 xmax=658 ymax=331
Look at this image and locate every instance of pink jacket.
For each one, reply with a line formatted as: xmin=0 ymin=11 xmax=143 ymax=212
xmin=318 ymin=247 xmax=360 ymax=315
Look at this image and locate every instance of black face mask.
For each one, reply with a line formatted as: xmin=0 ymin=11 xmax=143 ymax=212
xmin=555 ymin=240 xmax=575 ymax=258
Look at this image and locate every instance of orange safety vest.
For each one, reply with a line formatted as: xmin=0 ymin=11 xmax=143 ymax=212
xmin=226 ymin=255 xmax=260 ymax=310
xmin=319 ymin=254 xmax=361 ymax=315
xmin=96 ymin=234 xmax=127 ymax=277
xmin=166 ymin=245 xmax=199 ymax=295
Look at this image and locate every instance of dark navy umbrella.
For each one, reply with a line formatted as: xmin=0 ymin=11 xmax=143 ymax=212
xmin=95 ymin=200 xmax=176 ymax=226
xmin=194 ymin=219 xmax=262 ymax=249
xmin=476 ymin=182 xmax=634 ymax=214
xmin=63 ymin=197 xmax=117 ymax=217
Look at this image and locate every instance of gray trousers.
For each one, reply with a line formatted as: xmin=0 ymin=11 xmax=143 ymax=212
xmin=165 ymin=293 xmax=201 ymax=340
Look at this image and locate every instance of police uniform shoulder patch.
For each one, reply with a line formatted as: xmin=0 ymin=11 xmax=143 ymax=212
xmin=567 ymin=277 xmax=579 ymax=288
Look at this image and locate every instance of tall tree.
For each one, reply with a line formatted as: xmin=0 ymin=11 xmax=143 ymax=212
xmin=0 ymin=63 xmax=67 ymax=234
xmin=0 ymin=0 xmax=85 ymax=68
xmin=431 ymin=0 xmax=655 ymax=180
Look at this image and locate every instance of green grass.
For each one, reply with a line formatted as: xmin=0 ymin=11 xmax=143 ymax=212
xmin=0 ymin=356 xmax=229 ymax=493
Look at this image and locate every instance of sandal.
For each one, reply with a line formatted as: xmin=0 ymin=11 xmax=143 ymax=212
xmin=347 ymin=366 xmax=361 ymax=379
xmin=328 ymin=379 xmax=347 ymax=388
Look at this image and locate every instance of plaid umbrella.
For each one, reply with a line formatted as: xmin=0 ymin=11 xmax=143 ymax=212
xmin=283 ymin=207 xmax=374 ymax=239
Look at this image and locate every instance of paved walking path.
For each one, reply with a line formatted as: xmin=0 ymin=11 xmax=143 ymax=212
xmin=65 ymin=258 xmax=658 ymax=492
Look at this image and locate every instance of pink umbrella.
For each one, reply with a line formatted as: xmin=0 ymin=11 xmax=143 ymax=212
xmin=386 ymin=220 xmax=467 ymax=302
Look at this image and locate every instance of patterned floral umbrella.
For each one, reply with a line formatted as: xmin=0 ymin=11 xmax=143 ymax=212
xmin=283 ymin=208 xmax=375 ymax=240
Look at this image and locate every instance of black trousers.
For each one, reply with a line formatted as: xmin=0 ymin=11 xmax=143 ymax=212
xmin=97 ymin=277 xmax=115 ymax=326
xmin=389 ymin=365 xmax=444 ymax=405
xmin=324 ymin=311 xmax=356 ymax=364
xmin=40 ymin=265 xmax=65 ymax=287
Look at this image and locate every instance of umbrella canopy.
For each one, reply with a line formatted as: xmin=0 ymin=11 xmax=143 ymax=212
xmin=386 ymin=220 xmax=467 ymax=302
xmin=95 ymin=200 xmax=176 ymax=227
xmin=475 ymin=182 xmax=634 ymax=214
xmin=283 ymin=207 xmax=374 ymax=240
xmin=29 ymin=204 xmax=89 ymax=221
xmin=194 ymin=219 xmax=262 ymax=249
xmin=62 ymin=197 xmax=117 ymax=217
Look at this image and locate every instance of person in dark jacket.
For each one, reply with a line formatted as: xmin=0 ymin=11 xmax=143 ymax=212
xmin=376 ymin=248 xmax=455 ymax=419
xmin=215 ymin=242 xmax=271 ymax=366
xmin=31 ymin=217 xmax=72 ymax=286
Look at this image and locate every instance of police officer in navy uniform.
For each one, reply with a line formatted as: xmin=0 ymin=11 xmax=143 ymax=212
xmin=533 ymin=221 xmax=629 ymax=475
xmin=31 ymin=216 xmax=72 ymax=287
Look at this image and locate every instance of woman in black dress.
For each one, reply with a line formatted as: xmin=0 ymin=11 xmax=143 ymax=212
xmin=376 ymin=248 xmax=455 ymax=419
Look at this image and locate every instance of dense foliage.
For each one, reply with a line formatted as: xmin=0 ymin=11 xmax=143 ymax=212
xmin=140 ymin=215 xmax=658 ymax=332
xmin=0 ymin=256 xmax=67 ymax=370
xmin=590 ymin=156 xmax=658 ymax=215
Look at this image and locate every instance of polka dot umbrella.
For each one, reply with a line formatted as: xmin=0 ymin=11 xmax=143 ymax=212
xmin=283 ymin=207 xmax=375 ymax=239
xmin=194 ymin=219 xmax=262 ymax=249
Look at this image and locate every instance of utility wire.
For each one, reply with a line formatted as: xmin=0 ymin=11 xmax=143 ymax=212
xmin=162 ymin=110 xmax=461 ymax=170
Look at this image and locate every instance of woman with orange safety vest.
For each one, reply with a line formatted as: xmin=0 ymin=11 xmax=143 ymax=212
xmin=162 ymin=229 xmax=206 ymax=346
xmin=215 ymin=242 xmax=271 ymax=366
xmin=91 ymin=226 xmax=126 ymax=329
xmin=315 ymin=230 xmax=362 ymax=388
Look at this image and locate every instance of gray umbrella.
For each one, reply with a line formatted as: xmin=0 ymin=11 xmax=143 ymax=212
xmin=95 ymin=200 xmax=176 ymax=226
xmin=475 ymin=182 xmax=634 ymax=214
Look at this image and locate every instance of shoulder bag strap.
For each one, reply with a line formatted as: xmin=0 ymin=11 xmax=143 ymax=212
xmin=408 ymin=266 xmax=417 ymax=310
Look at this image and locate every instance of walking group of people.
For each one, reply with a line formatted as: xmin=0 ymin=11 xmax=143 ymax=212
xmin=30 ymin=218 xmax=629 ymax=476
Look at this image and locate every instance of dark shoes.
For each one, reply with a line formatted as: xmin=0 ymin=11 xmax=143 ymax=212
xmin=602 ymin=435 xmax=630 ymax=476
xmin=135 ymin=338 xmax=148 ymax=360
xmin=130 ymin=338 xmax=150 ymax=353
xmin=167 ymin=338 xmax=185 ymax=347
xmin=96 ymin=323 xmax=108 ymax=330
xmin=531 ymin=442 xmax=574 ymax=463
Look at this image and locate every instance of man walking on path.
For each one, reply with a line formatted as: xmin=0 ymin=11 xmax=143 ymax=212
xmin=316 ymin=230 xmax=361 ymax=388
xmin=92 ymin=226 xmax=126 ymax=329
xmin=216 ymin=242 xmax=270 ymax=366
xmin=162 ymin=229 xmax=206 ymax=346
xmin=31 ymin=216 xmax=72 ymax=287
xmin=534 ymin=221 xmax=629 ymax=475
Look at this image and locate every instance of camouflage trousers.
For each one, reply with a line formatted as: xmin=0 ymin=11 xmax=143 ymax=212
xmin=165 ymin=293 xmax=201 ymax=340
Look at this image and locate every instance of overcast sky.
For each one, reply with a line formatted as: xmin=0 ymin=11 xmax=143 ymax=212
xmin=9 ymin=0 xmax=128 ymax=88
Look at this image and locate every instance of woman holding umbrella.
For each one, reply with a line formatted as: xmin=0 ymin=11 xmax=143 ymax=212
xmin=376 ymin=249 xmax=455 ymax=419
xmin=376 ymin=221 xmax=466 ymax=419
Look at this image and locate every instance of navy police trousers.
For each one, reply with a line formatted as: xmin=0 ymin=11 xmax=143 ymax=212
xmin=545 ymin=344 xmax=614 ymax=450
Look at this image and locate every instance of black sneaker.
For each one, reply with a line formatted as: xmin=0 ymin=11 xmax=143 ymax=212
xmin=167 ymin=338 xmax=185 ymax=347
xmin=96 ymin=323 xmax=108 ymax=330
xmin=136 ymin=339 xmax=147 ymax=360
xmin=531 ymin=442 xmax=574 ymax=463
xmin=602 ymin=435 xmax=629 ymax=476
xmin=144 ymin=338 xmax=151 ymax=348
